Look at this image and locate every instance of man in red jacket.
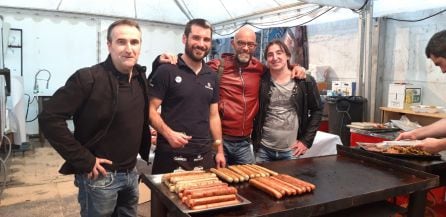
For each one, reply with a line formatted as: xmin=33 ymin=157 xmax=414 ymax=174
xmin=156 ymin=26 xmax=306 ymax=165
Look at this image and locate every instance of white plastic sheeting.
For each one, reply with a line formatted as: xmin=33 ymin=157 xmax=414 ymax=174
xmin=0 ymin=0 xmax=445 ymax=27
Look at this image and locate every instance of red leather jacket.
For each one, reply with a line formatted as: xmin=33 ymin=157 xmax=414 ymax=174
xmin=207 ymin=53 xmax=264 ymax=137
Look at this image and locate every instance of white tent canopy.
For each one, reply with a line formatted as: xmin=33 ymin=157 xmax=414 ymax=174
xmin=1 ymin=0 xmax=445 ymax=28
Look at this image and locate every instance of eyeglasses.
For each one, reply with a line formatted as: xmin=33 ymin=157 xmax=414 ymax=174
xmin=236 ymin=40 xmax=257 ymax=49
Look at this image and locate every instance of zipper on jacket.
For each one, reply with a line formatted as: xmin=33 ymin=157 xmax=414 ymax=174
xmin=239 ymin=67 xmax=247 ymax=135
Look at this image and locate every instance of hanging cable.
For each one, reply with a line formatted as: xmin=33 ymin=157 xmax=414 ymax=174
xmin=248 ymin=6 xmax=322 ymax=26
xmin=213 ymin=6 xmax=334 ymax=37
xmin=351 ymin=0 xmax=370 ymax=13
xmin=249 ymin=7 xmax=334 ymax=28
xmin=24 ymin=93 xmax=38 ymax=122
xmin=385 ymin=8 xmax=446 ymax=22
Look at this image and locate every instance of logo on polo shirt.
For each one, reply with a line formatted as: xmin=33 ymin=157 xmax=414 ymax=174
xmin=175 ymin=76 xmax=182 ymax=83
xmin=205 ymin=82 xmax=213 ymax=90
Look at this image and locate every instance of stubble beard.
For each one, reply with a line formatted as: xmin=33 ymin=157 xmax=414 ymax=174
xmin=185 ymin=42 xmax=209 ymax=62
xmin=237 ymin=53 xmax=251 ymax=65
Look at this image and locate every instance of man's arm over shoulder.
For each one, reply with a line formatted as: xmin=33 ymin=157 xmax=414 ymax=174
xmin=206 ymin=58 xmax=220 ymax=72
xmin=38 ymin=68 xmax=96 ymax=173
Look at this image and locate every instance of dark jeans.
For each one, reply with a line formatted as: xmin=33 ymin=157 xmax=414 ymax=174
xmin=223 ymin=139 xmax=255 ymax=165
xmin=256 ymin=145 xmax=293 ymax=163
xmin=74 ymin=168 xmax=139 ymax=217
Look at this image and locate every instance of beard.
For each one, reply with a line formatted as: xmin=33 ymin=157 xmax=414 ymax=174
xmin=185 ymin=41 xmax=210 ymax=62
xmin=237 ymin=53 xmax=251 ymax=64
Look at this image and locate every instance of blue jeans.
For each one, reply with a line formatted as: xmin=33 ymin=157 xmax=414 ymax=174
xmin=223 ymin=139 xmax=255 ymax=165
xmin=256 ymin=146 xmax=293 ymax=163
xmin=74 ymin=168 xmax=139 ymax=217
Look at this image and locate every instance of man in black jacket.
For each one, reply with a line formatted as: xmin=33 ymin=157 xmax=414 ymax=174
xmin=39 ymin=19 xmax=150 ymax=217
xmin=252 ymin=40 xmax=322 ymax=162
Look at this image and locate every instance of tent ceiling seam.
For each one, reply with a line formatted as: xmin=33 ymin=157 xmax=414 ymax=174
xmin=0 ymin=6 xmax=185 ymax=28
xmin=213 ymin=2 xmax=306 ymax=27
xmin=56 ymin=0 xmax=63 ymax=10
xmin=174 ymin=0 xmax=193 ymax=20
xmin=218 ymin=0 xmax=233 ymax=20
xmin=134 ymin=0 xmax=137 ymax=19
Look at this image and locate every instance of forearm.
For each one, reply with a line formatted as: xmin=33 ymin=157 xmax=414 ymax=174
xmin=300 ymin=109 xmax=323 ymax=147
xmin=209 ymin=104 xmax=223 ymax=154
xmin=436 ymin=138 xmax=446 ymax=150
xmin=413 ymin=118 xmax=446 ymax=139
xmin=149 ymin=110 xmax=173 ymax=139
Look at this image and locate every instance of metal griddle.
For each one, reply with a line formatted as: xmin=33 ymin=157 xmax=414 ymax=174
xmin=142 ymin=145 xmax=438 ymax=217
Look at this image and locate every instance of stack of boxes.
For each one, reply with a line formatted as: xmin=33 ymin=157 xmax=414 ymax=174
xmin=387 ymin=83 xmax=421 ymax=109
xmin=331 ymin=81 xmax=356 ymax=96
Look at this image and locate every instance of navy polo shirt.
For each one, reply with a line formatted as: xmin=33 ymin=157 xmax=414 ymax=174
xmin=149 ymin=54 xmax=219 ymax=155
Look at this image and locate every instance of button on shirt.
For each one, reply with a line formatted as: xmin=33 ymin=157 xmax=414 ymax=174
xmin=149 ymin=55 xmax=219 ymax=155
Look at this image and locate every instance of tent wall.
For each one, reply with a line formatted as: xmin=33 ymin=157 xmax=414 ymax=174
xmin=0 ymin=10 xmax=184 ymax=134
xmin=380 ymin=9 xmax=446 ymax=112
xmin=307 ymin=8 xmax=446 ymax=122
xmin=307 ymin=19 xmax=359 ymax=82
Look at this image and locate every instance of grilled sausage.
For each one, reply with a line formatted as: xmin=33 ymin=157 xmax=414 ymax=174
xmin=210 ymin=168 xmax=234 ymax=183
xmin=190 ymin=199 xmax=240 ymax=210
xmin=249 ymin=178 xmax=283 ymax=199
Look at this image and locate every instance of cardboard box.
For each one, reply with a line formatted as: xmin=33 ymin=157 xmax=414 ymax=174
xmin=331 ymin=81 xmax=356 ymax=96
xmin=341 ymin=81 xmax=356 ymax=96
xmin=317 ymin=82 xmax=328 ymax=92
xmin=387 ymin=83 xmax=421 ymax=109
xmin=331 ymin=81 xmax=342 ymax=95
xmin=138 ymin=180 xmax=151 ymax=204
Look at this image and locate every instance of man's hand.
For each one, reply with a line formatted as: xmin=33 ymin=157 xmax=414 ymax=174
xmin=214 ymin=152 xmax=226 ymax=168
xmin=290 ymin=140 xmax=308 ymax=156
xmin=415 ymin=138 xmax=444 ymax=154
xmin=291 ymin=65 xmax=307 ymax=79
xmin=166 ymin=131 xmax=191 ymax=149
xmin=395 ymin=131 xmax=417 ymax=141
xmin=88 ymin=157 xmax=113 ymax=180
xmin=159 ymin=53 xmax=178 ymax=64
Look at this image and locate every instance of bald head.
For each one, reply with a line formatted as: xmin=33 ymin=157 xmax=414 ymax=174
xmin=232 ymin=26 xmax=257 ymax=65
xmin=234 ymin=26 xmax=256 ymax=41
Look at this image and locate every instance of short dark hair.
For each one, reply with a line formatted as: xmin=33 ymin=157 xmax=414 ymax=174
xmin=184 ymin=19 xmax=213 ymax=38
xmin=107 ymin=19 xmax=141 ymax=42
xmin=264 ymin=40 xmax=292 ymax=67
xmin=425 ymin=30 xmax=446 ymax=58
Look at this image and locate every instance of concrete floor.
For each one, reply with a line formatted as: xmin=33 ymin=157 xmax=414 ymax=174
xmin=0 ymin=139 xmax=151 ymax=217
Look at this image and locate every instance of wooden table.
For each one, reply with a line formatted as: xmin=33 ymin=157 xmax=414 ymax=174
xmin=380 ymin=107 xmax=446 ymax=126
xmin=141 ymin=146 xmax=438 ymax=217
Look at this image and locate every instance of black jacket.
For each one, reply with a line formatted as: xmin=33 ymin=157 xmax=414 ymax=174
xmin=39 ymin=56 xmax=150 ymax=174
xmin=252 ymin=73 xmax=323 ymax=151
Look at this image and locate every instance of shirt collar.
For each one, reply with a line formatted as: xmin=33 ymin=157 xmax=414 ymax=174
xmin=104 ymin=55 xmax=140 ymax=80
xmin=177 ymin=53 xmax=211 ymax=75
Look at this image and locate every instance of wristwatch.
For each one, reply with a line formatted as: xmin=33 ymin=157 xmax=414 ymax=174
xmin=213 ymin=139 xmax=222 ymax=150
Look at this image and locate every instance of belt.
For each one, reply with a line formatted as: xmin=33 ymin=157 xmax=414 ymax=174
xmin=223 ymin=136 xmax=249 ymax=142
xmin=107 ymin=168 xmax=134 ymax=173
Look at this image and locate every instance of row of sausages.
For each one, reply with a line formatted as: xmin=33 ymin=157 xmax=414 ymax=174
xmin=161 ymin=166 xmax=317 ymax=210
xmin=249 ymin=174 xmax=316 ymax=199
xmin=162 ymin=171 xmax=241 ymax=210
xmin=210 ymin=164 xmax=278 ymax=183
xmin=162 ymin=170 xmax=223 ymax=193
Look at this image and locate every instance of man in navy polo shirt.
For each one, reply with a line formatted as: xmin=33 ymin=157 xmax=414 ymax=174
xmin=149 ymin=19 xmax=226 ymax=174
